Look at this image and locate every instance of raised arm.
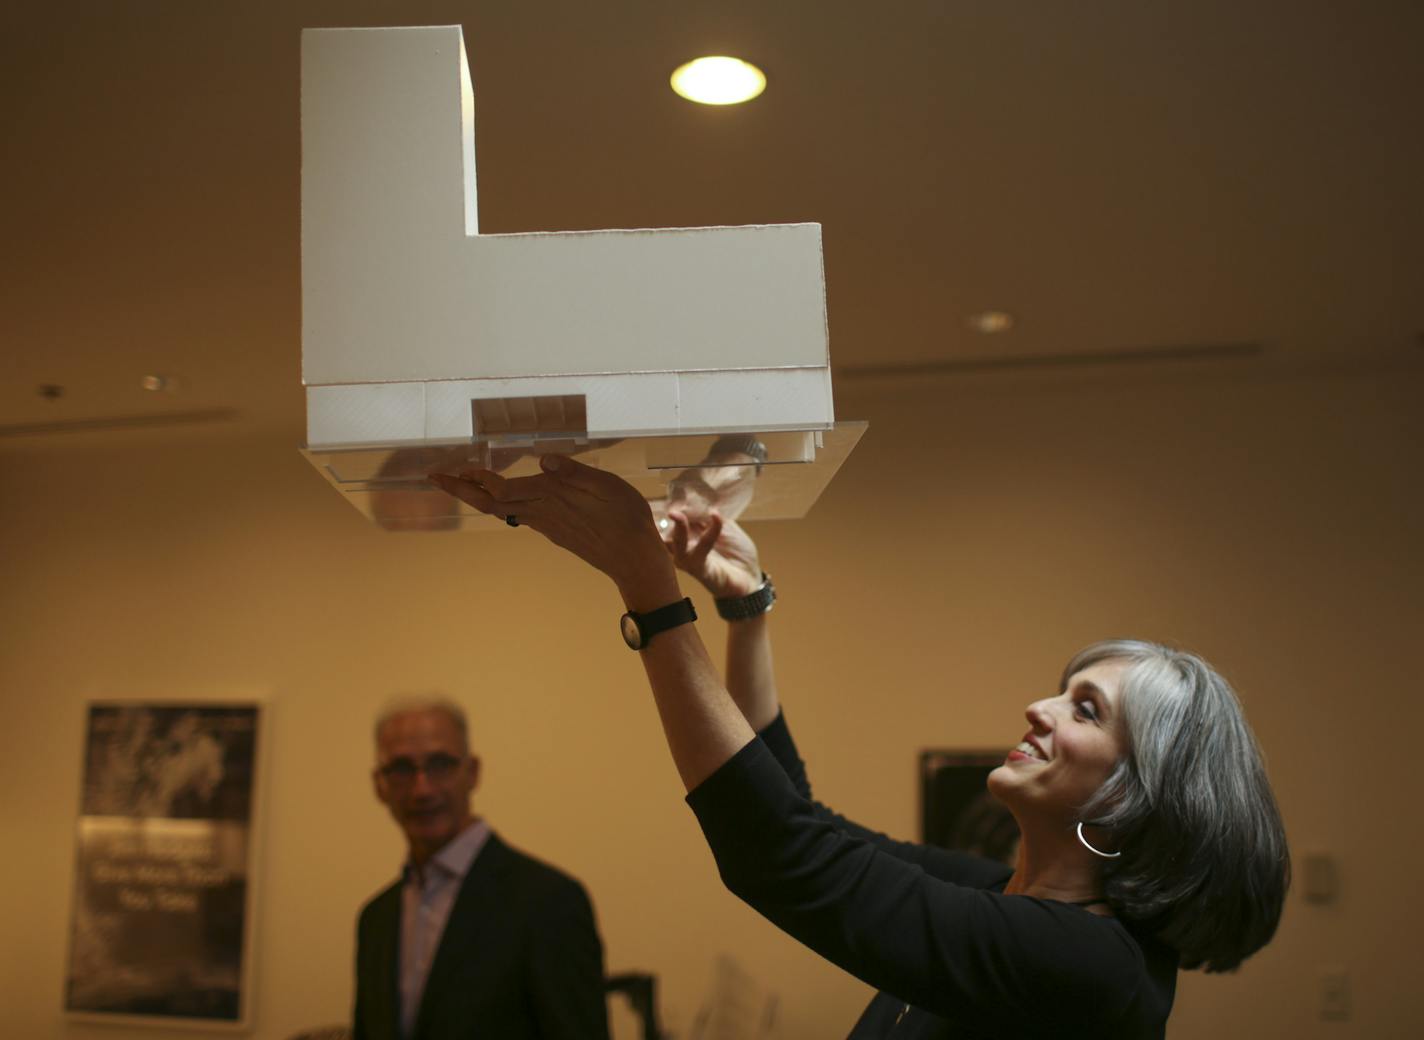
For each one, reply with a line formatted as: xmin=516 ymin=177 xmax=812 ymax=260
xmin=664 ymin=511 xmax=1002 ymax=880
xmin=430 ymin=457 xmax=752 ymax=791
xmin=663 ymin=511 xmax=781 ymax=733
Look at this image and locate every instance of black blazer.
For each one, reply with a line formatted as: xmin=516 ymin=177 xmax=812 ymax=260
xmin=353 ymin=832 xmax=609 ymax=1040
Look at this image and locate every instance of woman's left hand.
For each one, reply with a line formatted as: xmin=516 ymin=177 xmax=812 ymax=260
xmin=664 ymin=511 xmax=762 ymax=600
xmin=428 ymin=456 xmax=680 ymax=609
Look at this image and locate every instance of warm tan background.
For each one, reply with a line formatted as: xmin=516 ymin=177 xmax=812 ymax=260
xmin=3 ymin=2 xmax=1422 ymax=1039
xmin=4 ymin=367 xmax=1420 ymax=1038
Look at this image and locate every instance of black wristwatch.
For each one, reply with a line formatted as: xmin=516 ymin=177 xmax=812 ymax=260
xmin=620 ymin=598 xmax=697 ymax=650
xmin=714 ymin=573 xmax=776 ymax=621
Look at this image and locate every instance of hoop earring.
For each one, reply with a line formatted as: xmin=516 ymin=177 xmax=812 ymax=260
xmin=1076 ymin=821 xmax=1121 ymax=859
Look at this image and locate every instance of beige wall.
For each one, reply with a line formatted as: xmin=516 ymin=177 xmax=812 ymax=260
xmin=2 ymin=361 xmax=1419 ymax=1039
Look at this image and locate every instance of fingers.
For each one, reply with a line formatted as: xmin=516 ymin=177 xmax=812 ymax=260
xmin=428 ymin=471 xmax=571 ymax=547
xmin=686 ymin=512 xmax=723 ymax=570
xmin=538 ymin=454 xmax=620 ymax=500
xmin=429 ymin=466 xmax=616 ymax=539
xmin=429 ymin=466 xmax=666 ymax=590
xmin=665 ymin=510 xmax=691 ymax=555
xmin=430 ymin=458 xmax=662 ymax=564
xmin=427 ymin=469 xmax=543 ymax=524
xmin=453 ymin=468 xmax=550 ymax=505
xmin=663 ymin=510 xmax=724 ymax=578
xmin=436 ymin=455 xmax=645 ymax=517
xmin=427 ymin=471 xmax=494 ymax=511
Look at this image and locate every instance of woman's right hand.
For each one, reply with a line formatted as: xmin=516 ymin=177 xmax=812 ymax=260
xmin=664 ymin=511 xmax=763 ymax=599
xmin=428 ymin=455 xmax=681 ymax=610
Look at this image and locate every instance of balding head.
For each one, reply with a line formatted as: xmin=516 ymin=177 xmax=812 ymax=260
xmin=374 ymin=694 xmax=470 ymax=756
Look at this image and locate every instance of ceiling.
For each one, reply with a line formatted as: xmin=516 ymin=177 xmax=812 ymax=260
xmin=4 ymin=1 xmax=1421 ymax=437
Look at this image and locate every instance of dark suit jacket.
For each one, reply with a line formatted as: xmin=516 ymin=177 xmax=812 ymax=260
xmin=353 ymin=832 xmax=609 ymax=1040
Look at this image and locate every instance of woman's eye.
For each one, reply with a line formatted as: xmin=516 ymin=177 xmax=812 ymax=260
xmin=1074 ymin=700 xmax=1099 ymax=721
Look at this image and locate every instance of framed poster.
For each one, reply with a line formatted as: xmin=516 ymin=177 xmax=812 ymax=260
xmin=65 ymin=702 xmax=263 ymax=1029
xmin=919 ymin=749 xmax=1020 ymax=866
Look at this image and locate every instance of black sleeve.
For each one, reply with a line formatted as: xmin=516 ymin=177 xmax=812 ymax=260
xmin=687 ymin=738 xmax=1148 ymax=1032
xmin=757 ymin=711 xmax=813 ymax=797
xmin=757 ymin=711 xmax=1010 ymax=888
xmin=527 ymin=876 xmax=610 ymax=1040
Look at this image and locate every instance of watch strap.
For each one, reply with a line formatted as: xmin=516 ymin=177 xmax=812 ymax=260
xmin=714 ymin=573 xmax=776 ymax=621
xmin=621 ymin=597 xmax=697 ymax=650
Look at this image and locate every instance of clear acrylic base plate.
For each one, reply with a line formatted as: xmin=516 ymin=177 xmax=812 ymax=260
xmin=301 ymin=422 xmax=867 ymax=533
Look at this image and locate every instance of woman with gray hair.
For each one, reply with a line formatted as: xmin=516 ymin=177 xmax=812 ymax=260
xmin=431 ymin=456 xmax=1289 ymax=1038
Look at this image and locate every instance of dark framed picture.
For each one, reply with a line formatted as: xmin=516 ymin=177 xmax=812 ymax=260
xmin=65 ymin=702 xmax=264 ymax=1029
xmin=919 ymin=749 xmax=1019 ymax=866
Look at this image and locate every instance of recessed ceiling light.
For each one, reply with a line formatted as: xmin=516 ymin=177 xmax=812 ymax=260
xmin=141 ymin=374 xmax=180 ymax=392
xmin=968 ymin=311 xmax=1015 ymax=334
xmin=670 ymin=56 xmax=767 ymax=106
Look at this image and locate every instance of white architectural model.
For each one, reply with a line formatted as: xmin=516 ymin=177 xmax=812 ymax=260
xmin=300 ymin=26 xmax=862 ymax=530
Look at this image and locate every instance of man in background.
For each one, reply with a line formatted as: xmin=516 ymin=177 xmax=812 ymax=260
xmin=353 ymin=696 xmax=609 ymax=1039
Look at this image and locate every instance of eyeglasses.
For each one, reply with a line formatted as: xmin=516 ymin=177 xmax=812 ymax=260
xmin=377 ymin=753 xmax=465 ymax=785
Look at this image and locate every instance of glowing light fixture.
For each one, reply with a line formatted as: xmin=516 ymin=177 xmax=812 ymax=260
xmin=968 ymin=311 xmax=1015 ymax=334
xmin=670 ymin=56 xmax=766 ymax=105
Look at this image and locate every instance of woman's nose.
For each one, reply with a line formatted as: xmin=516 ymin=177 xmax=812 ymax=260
xmin=1024 ymin=699 xmax=1053 ymax=729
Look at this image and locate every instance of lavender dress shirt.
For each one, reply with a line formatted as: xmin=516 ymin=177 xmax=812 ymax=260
xmin=398 ymin=819 xmax=492 ymax=1039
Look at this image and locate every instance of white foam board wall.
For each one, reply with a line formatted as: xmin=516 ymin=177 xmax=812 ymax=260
xmin=302 ymin=25 xmax=835 ymax=449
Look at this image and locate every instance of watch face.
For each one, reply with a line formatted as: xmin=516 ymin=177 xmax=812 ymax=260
xmin=620 ymin=613 xmax=643 ymax=650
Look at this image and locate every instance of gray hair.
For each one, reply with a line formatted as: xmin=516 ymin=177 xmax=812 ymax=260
xmin=1069 ymin=640 xmax=1289 ymax=972
xmin=373 ymin=694 xmax=471 ymax=755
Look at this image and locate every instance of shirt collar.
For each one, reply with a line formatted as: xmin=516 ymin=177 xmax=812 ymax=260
xmin=405 ymin=818 xmax=492 ymax=885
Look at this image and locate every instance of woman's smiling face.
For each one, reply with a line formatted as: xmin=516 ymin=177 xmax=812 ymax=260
xmin=988 ymin=658 xmax=1130 ymax=824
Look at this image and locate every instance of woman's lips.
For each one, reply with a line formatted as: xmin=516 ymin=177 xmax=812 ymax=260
xmin=1007 ymin=738 xmax=1047 ymax=762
